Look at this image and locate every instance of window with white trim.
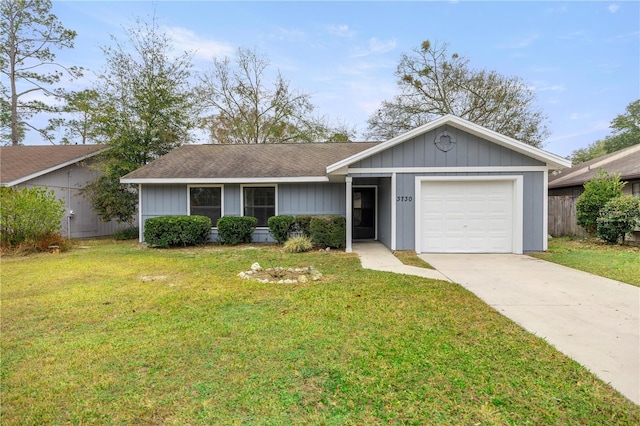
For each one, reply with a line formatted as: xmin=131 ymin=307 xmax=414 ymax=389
xmin=243 ymin=186 xmax=275 ymax=227
xmin=633 ymin=182 xmax=640 ymax=198
xmin=189 ymin=186 xmax=222 ymax=225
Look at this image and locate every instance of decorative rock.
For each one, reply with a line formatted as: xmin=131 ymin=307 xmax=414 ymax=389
xmin=251 ymin=262 xmax=262 ymax=272
xmin=238 ymin=272 xmax=246 ymax=279
xmin=298 ymin=275 xmax=308 ymax=283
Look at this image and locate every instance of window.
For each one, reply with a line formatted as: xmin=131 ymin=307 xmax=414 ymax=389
xmin=189 ymin=186 xmax=222 ymax=225
xmin=633 ymin=183 xmax=640 ymax=198
xmin=243 ymin=186 xmax=275 ymax=227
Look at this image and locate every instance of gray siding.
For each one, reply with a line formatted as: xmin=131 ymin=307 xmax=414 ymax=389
xmin=139 ymin=184 xmax=187 ymax=240
xmin=18 ymin=161 xmax=132 ymax=239
xmin=140 ymin=181 xmax=348 ymax=243
xmin=351 ymin=126 xmax=545 ymax=168
xmin=279 ymin=182 xmax=345 ymax=215
xmin=383 ymin=171 xmax=545 ymax=252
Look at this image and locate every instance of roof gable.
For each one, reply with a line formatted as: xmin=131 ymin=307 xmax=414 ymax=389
xmin=549 ymin=144 xmax=640 ymax=188
xmin=327 ymin=115 xmax=571 ymax=173
xmin=0 ymin=145 xmax=108 ymax=187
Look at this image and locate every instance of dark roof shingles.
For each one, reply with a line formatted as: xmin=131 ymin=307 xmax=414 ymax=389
xmin=0 ymin=145 xmax=106 ymax=185
xmin=122 ymin=142 xmax=380 ymax=180
xmin=548 ymin=144 xmax=640 ymax=188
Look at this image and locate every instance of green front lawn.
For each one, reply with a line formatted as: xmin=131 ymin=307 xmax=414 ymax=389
xmin=531 ymin=237 xmax=640 ymax=287
xmin=2 ymin=240 xmax=638 ymax=424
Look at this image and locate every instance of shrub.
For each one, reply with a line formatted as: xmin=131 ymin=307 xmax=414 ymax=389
xmin=596 ymin=196 xmax=640 ymax=244
xmin=216 ymin=216 xmax=257 ymax=245
xmin=144 ymin=215 xmax=211 ymax=248
xmin=267 ymin=215 xmax=295 ymax=243
xmin=0 ymin=186 xmax=65 ymax=247
xmin=576 ymin=170 xmax=625 ymax=234
xmin=309 ymin=215 xmax=346 ymax=248
xmin=283 ymin=235 xmax=313 ymax=253
xmin=294 ymin=215 xmax=313 ymax=237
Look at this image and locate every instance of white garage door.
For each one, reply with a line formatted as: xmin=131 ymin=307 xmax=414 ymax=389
xmin=419 ymin=180 xmax=515 ymax=253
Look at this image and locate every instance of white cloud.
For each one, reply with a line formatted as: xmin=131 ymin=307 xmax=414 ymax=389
xmin=608 ymin=4 xmax=620 ymax=13
xmin=569 ymin=113 xmax=591 ymax=120
xmin=368 ymin=38 xmax=397 ymax=54
xmin=498 ymin=34 xmax=540 ymax=49
xmin=269 ymin=26 xmax=305 ymax=42
xmin=528 ymin=82 xmax=566 ymax=92
xmin=327 ymin=24 xmax=354 ymax=38
xmin=351 ymin=37 xmax=397 ymax=58
xmin=547 ymin=120 xmax=610 ymax=143
xmin=165 ymin=26 xmax=234 ymax=61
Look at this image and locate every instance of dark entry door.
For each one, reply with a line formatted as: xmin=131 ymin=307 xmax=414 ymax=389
xmin=353 ymin=187 xmax=376 ymax=240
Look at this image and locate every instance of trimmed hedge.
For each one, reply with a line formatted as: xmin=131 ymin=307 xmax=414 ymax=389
xmin=309 ymin=215 xmax=346 ymax=248
xmin=294 ymin=215 xmax=313 ymax=237
xmin=144 ymin=215 xmax=212 ymax=248
xmin=216 ymin=216 xmax=257 ymax=245
xmin=267 ymin=215 xmax=295 ymax=243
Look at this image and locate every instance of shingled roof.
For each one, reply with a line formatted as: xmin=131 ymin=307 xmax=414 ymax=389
xmin=549 ymin=144 xmax=640 ymax=189
xmin=0 ymin=145 xmax=108 ymax=186
xmin=121 ymin=142 xmax=380 ymax=182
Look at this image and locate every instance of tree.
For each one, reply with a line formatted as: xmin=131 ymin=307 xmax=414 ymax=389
xmin=0 ymin=0 xmax=82 ymax=145
xmin=569 ymin=99 xmax=640 ymax=163
xmin=199 ymin=47 xmax=337 ymax=144
xmin=83 ymin=16 xmax=197 ymax=224
xmin=46 ymin=89 xmax=101 ymax=144
xmin=575 ymin=169 xmax=625 ymax=235
xmin=367 ymin=40 xmax=549 ymax=147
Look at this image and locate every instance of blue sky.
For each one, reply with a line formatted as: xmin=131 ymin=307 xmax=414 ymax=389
xmin=37 ymin=1 xmax=640 ymax=157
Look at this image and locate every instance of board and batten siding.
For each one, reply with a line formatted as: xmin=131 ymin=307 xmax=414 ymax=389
xmin=348 ymin=126 xmax=547 ymax=252
xmin=139 ymin=182 xmax=348 ymax=243
xmin=349 ymin=126 xmax=545 ymax=169
xmin=362 ymin=171 xmax=545 ymax=252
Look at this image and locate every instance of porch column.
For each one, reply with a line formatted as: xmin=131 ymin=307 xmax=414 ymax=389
xmin=345 ymin=176 xmax=353 ymax=253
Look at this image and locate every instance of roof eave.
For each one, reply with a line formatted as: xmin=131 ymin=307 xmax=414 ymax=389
xmin=121 ymin=176 xmax=331 ymax=184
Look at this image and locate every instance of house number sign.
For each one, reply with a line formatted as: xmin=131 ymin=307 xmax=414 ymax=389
xmin=397 ymin=196 xmax=413 ymax=202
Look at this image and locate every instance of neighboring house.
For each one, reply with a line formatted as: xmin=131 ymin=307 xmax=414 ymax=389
xmin=548 ymin=144 xmax=640 ymax=241
xmin=0 ymin=145 xmax=130 ymax=239
xmin=549 ymin=144 xmax=640 ymax=197
xmin=121 ymin=115 xmax=570 ymax=254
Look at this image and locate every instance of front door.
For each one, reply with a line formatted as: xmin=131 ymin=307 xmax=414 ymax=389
xmin=353 ymin=187 xmax=376 ymax=240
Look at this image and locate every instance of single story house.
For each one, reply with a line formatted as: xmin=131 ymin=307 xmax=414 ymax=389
xmin=548 ymin=143 xmax=640 ymax=241
xmin=0 ymin=145 xmax=131 ymax=239
xmin=549 ymin=144 xmax=640 ymax=197
xmin=121 ymin=115 xmax=571 ymax=254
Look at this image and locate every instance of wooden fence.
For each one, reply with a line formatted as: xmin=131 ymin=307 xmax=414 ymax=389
xmin=547 ymin=196 xmax=588 ymax=237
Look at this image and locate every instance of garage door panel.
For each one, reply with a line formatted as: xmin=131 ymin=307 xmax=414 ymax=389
xmin=420 ymin=180 xmax=514 ymax=253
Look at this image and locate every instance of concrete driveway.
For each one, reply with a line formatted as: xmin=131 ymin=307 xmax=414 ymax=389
xmin=420 ymin=253 xmax=640 ymax=405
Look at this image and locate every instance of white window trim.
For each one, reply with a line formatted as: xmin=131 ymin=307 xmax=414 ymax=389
xmin=240 ymin=184 xmax=278 ymax=229
xmin=414 ymin=175 xmax=524 ymax=254
xmin=187 ymin=184 xmax=224 ymax=228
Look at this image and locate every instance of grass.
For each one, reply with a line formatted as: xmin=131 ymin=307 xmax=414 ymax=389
xmin=2 ymin=239 xmax=639 ymax=424
xmin=393 ymin=250 xmax=434 ymax=269
xmin=531 ymin=237 xmax=640 ymax=287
